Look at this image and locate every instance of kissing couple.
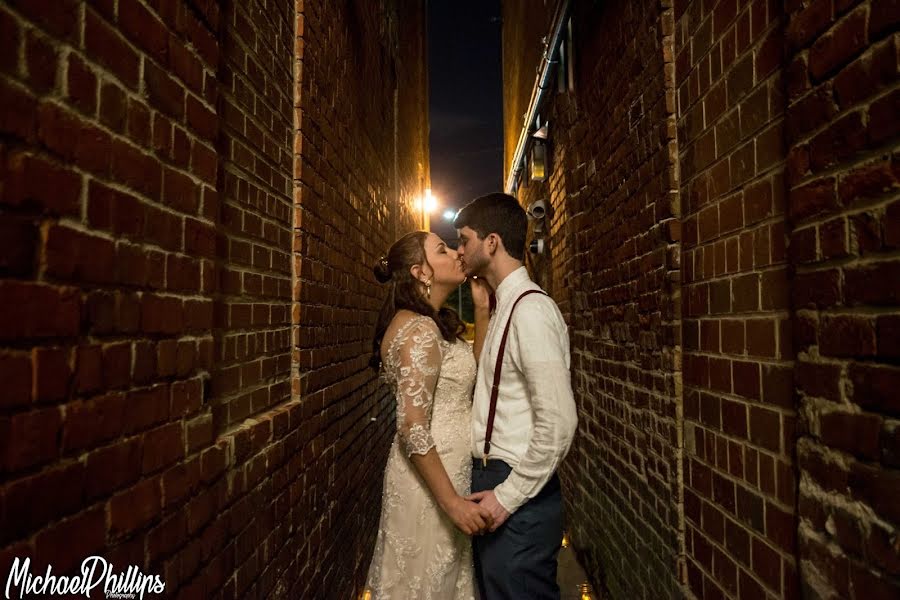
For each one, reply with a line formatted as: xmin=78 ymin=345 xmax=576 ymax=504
xmin=365 ymin=193 xmax=578 ymax=599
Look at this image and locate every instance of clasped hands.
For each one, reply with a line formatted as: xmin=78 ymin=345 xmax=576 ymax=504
xmin=446 ymin=489 xmax=511 ymax=536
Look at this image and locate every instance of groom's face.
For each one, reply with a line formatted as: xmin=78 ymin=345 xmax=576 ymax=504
xmin=456 ymin=226 xmax=490 ymax=277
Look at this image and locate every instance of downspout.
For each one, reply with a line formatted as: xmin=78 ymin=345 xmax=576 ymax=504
xmin=504 ymin=0 xmax=572 ymax=194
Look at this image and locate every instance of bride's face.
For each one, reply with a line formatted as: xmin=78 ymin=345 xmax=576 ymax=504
xmin=420 ymin=233 xmax=466 ymax=288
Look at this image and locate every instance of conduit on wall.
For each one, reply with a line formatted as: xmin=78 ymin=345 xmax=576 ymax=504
xmin=504 ymin=0 xmax=572 ymax=194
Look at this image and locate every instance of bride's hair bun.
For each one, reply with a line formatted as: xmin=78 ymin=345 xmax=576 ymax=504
xmin=373 ymin=255 xmax=392 ymax=283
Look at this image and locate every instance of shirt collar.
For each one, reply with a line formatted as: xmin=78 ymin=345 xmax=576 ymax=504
xmin=494 ymin=266 xmax=529 ymax=307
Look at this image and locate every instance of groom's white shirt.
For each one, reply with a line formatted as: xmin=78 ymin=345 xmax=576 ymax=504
xmin=472 ymin=266 xmax=577 ymax=514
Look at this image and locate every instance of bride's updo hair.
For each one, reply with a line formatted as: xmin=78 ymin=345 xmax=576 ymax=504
xmin=373 ymin=255 xmax=392 ymax=283
xmin=370 ymin=231 xmax=465 ymax=371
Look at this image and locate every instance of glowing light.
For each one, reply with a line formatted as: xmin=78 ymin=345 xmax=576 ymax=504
xmin=360 ymin=590 xmax=372 ymax=600
xmin=561 ymin=532 xmax=570 ymax=548
xmin=579 ymin=583 xmax=594 ymax=600
xmin=443 ymin=209 xmax=457 ymax=221
xmin=423 ymin=188 xmax=437 ymax=213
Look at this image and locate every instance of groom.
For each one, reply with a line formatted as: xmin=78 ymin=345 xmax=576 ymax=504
xmin=454 ymin=193 xmax=578 ymax=599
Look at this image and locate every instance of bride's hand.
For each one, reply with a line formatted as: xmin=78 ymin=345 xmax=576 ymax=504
xmin=470 ymin=277 xmax=492 ymax=312
xmin=444 ymin=496 xmax=494 ymax=536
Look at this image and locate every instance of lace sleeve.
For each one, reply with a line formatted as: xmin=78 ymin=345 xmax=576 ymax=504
xmin=389 ymin=317 xmax=442 ymax=457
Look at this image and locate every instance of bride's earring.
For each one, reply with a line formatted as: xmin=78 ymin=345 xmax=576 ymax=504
xmin=424 ymin=279 xmax=432 ymax=299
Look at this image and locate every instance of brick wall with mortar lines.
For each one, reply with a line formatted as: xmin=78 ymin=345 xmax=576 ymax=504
xmin=676 ymin=0 xmax=800 ymax=598
xmin=506 ymin=0 xmax=899 ymax=598
xmin=0 ymin=0 xmax=228 ymax=596
xmin=291 ymin=0 xmax=428 ymax=596
xmin=213 ymin=0 xmax=293 ymax=434
xmin=784 ymin=1 xmax=900 ymax=598
xmin=207 ymin=1 xmax=298 ymax=598
xmin=504 ymin=1 xmax=685 ymax=597
xmin=0 ymin=0 xmax=428 ymax=598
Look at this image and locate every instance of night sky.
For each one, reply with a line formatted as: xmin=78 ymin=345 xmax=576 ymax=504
xmin=427 ymin=0 xmax=503 ymax=244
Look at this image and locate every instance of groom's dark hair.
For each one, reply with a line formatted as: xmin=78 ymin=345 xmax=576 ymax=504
xmin=453 ymin=193 xmax=527 ymax=260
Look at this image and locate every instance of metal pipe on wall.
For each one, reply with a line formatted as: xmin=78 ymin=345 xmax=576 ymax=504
xmin=504 ymin=0 xmax=572 ymax=194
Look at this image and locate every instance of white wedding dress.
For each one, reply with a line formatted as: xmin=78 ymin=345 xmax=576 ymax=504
xmin=365 ymin=314 xmax=477 ymax=599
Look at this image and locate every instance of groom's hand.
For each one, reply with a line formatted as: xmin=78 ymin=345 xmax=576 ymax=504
xmin=444 ymin=496 xmax=494 ymax=536
xmin=466 ymin=490 xmax=510 ymax=532
xmin=469 ymin=276 xmax=492 ymax=311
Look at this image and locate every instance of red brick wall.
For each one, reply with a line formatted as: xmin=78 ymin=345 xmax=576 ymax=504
xmin=0 ymin=0 xmax=428 ymax=597
xmin=208 ymin=1 xmax=296 ymax=597
xmin=676 ymin=0 xmax=800 ymax=598
xmin=784 ymin=1 xmax=900 ymax=598
xmin=214 ymin=0 xmax=293 ymax=432
xmin=504 ymin=1 xmax=685 ymax=597
xmin=290 ymin=0 xmax=427 ymax=596
xmin=0 ymin=0 xmax=228 ymax=595
xmin=676 ymin=1 xmax=797 ymax=598
xmin=504 ymin=0 xmax=899 ymax=598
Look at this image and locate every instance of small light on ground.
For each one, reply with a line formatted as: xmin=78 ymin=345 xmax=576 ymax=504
xmin=579 ymin=582 xmax=595 ymax=599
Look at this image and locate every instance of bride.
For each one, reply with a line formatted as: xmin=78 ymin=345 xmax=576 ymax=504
xmin=365 ymin=231 xmax=492 ymax=599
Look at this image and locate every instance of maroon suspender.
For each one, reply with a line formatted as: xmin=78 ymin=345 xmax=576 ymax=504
xmin=482 ymin=289 xmax=547 ymax=465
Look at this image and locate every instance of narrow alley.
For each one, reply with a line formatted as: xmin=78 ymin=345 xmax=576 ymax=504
xmin=0 ymin=1 xmax=898 ymax=599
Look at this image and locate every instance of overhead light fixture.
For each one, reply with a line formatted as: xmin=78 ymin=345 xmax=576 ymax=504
xmin=529 ymin=124 xmax=549 ymax=182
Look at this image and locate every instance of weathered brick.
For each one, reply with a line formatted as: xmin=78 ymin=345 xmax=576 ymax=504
xmin=869 ymin=0 xmax=900 ymax=39
xmin=844 ymin=261 xmax=900 ymax=305
xmin=789 ymin=176 xmax=838 ymax=222
xmin=34 ymin=507 xmax=106 ymax=573
xmin=4 ymin=152 xmax=82 ymax=216
xmin=809 ymin=110 xmax=866 ymax=172
xmin=84 ymin=8 xmax=141 ymax=88
xmin=24 ymin=29 xmax=59 ymax=94
xmin=108 ymin=477 xmax=162 ymax=539
xmin=47 ymin=224 xmax=116 ymax=284
xmin=127 ymin=98 xmax=152 ymax=145
xmin=0 ymin=78 xmax=37 ymax=142
xmin=809 ymin=6 xmax=868 ymax=81
xmin=84 ymin=437 xmax=142 ymax=499
xmin=1 ymin=460 xmax=84 ymax=542
xmin=32 ymin=346 xmax=70 ymax=403
xmin=0 ymin=8 xmax=19 ymax=75
xmin=838 ymin=157 xmax=898 ymax=206
xmin=834 ymin=37 xmax=897 ymax=108
xmin=119 ymin=0 xmax=168 ymax=64
xmin=797 ymin=360 xmax=841 ymax=401
xmin=66 ymin=53 xmax=98 ymax=115
xmin=793 ymin=269 xmax=841 ymax=308
xmin=867 ymin=87 xmax=900 ymax=144
xmin=142 ymin=422 xmax=185 ymax=474
xmin=99 ymin=82 xmax=127 ymax=133
xmin=818 ymin=410 xmax=883 ymax=460
xmin=849 ymin=363 xmax=900 ymax=414
xmin=877 ymin=315 xmax=900 ymax=358
xmin=0 ymin=406 xmax=61 ymax=472
xmin=0 ymin=281 xmax=80 ymax=340
xmin=145 ymin=59 xmax=185 ymax=119
xmin=0 ymin=216 xmax=37 ymax=277
xmin=110 ymin=137 xmax=163 ymax=200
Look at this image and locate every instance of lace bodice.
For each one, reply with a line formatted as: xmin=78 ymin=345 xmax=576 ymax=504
xmin=366 ymin=313 xmax=477 ymax=599
xmin=382 ymin=315 xmax=477 ymax=457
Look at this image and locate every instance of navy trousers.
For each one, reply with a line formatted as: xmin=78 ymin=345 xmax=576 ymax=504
xmin=471 ymin=459 xmax=562 ymax=600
